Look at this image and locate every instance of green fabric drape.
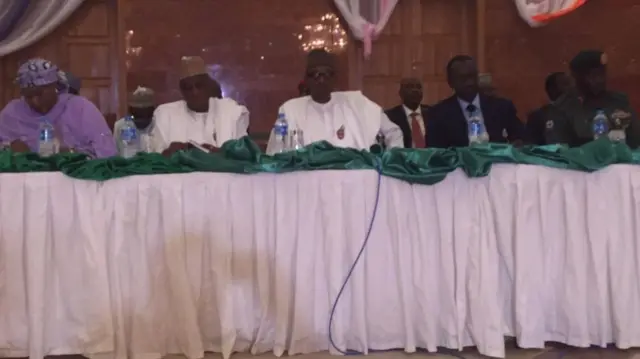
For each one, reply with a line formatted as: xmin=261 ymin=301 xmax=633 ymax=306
xmin=0 ymin=137 xmax=635 ymax=185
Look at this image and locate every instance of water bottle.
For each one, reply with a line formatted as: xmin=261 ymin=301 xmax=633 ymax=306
xmin=468 ymin=113 xmax=487 ymax=145
xmin=119 ymin=115 xmax=140 ymax=158
xmin=38 ymin=118 xmax=57 ymax=156
xmin=375 ymin=131 xmax=386 ymax=150
xmin=290 ymin=129 xmax=305 ymax=150
xmin=592 ymin=110 xmax=609 ymax=140
xmin=273 ymin=112 xmax=289 ymax=153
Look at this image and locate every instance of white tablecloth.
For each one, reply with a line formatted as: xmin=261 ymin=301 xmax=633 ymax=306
xmin=1 ymin=164 xmax=640 ymax=359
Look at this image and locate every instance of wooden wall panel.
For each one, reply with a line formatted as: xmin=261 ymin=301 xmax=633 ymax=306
xmin=485 ymin=0 xmax=640 ymax=117
xmin=4 ymin=0 xmax=635 ymax=131
xmin=122 ymin=0 xmax=349 ymax=140
xmin=0 ymin=0 xmax=119 ymax=125
xmin=358 ymin=0 xmax=475 ymax=109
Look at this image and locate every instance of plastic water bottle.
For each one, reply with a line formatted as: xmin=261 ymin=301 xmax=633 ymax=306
xmin=273 ymin=112 xmax=289 ymax=153
xmin=290 ymin=129 xmax=305 ymax=150
xmin=592 ymin=110 xmax=609 ymax=140
xmin=468 ymin=112 xmax=488 ymax=145
xmin=38 ymin=118 xmax=57 ymax=156
xmin=119 ymin=115 xmax=140 ymax=158
xmin=376 ymin=131 xmax=385 ymax=146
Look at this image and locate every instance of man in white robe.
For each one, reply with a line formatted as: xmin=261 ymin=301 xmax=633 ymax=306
xmin=151 ymin=56 xmax=249 ymax=155
xmin=266 ymin=49 xmax=403 ymax=154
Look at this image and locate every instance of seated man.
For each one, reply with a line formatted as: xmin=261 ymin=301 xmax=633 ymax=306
xmin=544 ymin=50 xmax=640 ymax=148
xmin=526 ymin=72 xmax=572 ymax=145
xmin=0 ymin=58 xmax=116 ymax=158
xmin=114 ymin=86 xmax=156 ymax=152
xmin=151 ymin=56 xmax=249 ymax=155
xmin=385 ymin=77 xmax=429 ymax=148
xmin=266 ymin=49 xmax=403 ymax=154
xmin=427 ymin=55 xmax=525 ymax=148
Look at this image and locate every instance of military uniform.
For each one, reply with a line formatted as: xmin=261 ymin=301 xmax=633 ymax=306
xmin=543 ymin=50 xmax=640 ymax=148
xmin=543 ymin=91 xmax=640 ymax=148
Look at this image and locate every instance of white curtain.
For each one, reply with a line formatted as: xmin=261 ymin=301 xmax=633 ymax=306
xmin=514 ymin=0 xmax=587 ymax=27
xmin=333 ymin=0 xmax=398 ymax=58
xmin=0 ymin=0 xmax=84 ymax=57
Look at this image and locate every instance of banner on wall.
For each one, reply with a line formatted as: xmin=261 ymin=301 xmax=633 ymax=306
xmin=515 ymin=0 xmax=587 ymax=27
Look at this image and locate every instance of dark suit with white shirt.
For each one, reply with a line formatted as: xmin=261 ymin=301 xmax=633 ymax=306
xmin=385 ymin=104 xmax=430 ymax=148
xmin=426 ymin=94 xmax=525 ymax=148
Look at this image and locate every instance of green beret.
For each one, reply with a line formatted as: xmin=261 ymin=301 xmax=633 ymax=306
xmin=570 ymin=50 xmax=607 ymax=74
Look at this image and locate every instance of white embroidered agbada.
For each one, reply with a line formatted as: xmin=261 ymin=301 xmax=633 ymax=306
xmin=150 ymin=97 xmax=249 ymax=152
xmin=266 ymin=91 xmax=403 ymax=154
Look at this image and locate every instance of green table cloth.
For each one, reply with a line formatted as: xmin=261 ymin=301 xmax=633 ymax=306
xmin=0 ymin=137 xmax=635 ymax=184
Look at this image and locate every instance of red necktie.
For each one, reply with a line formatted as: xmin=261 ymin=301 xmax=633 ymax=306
xmin=410 ymin=112 xmax=425 ymax=148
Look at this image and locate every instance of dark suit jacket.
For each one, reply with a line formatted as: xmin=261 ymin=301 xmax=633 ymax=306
xmin=385 ymin=104 xmax=430 ymax=148
xmin=426 ymin=94 xmax=525 ymax=148
xmin=526 ymin=104 xmax=552 ymax=146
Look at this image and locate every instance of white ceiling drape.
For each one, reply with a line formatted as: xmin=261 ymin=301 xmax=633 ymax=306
xmin=333 ymin=0 xmax=399 ymax=58
xmin=514 ymin=0 xmax=587 ymax=27
xmin=0 ymin=0 xmax=84 ymax=57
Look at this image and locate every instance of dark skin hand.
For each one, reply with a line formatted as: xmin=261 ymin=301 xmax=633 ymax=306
xmin=9 ymin=140 xmax=30 ymax=153
xmin=161 ymin=141 xmax=190 ymax=157
xmin=9 ymin=140 xmax=77 ymax=154
xmin=201 ymin=143 xmax=220 ymax=153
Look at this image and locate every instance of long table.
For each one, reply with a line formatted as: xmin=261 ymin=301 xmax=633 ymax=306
xmin=2 ymin=165 xmax=640 ymax=359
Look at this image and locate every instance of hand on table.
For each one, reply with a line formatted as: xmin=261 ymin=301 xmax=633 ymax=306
xmin=161 ymin=142 xmax=189 ymax=157
xmin=59 ymin=147 xmax=75 ymax=154
xmin=511 ymin=139 xmax=524 ymax=148
xmin=201 ymin=143 xmax=220 ymax=153
xmin=9 ymin=140 xmax=30 ymax=153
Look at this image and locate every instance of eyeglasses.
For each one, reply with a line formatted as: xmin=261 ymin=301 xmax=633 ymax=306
xmin=306 ymin=69 xmax=334 ymax=80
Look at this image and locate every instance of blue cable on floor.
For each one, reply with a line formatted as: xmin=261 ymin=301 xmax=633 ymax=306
xmin=327 ymin=156 xmax=467 ymax=359
xmin=328 ymin=157 xmax=383 ymax=356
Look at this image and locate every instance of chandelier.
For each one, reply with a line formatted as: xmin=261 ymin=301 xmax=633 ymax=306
xmin=298 ymin=13 xmax=348 ymax=53
xmin=125 ymin=30 xmax=143 ymax=69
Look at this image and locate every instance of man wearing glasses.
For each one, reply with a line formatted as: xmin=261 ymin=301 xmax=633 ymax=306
xmin=266 ymin=49 xmax=403 ymax=154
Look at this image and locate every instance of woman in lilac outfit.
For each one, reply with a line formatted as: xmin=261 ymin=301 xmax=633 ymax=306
xmin=0 ymin=58 xmax=117 ymax=158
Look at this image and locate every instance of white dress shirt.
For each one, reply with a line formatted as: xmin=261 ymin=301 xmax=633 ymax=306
xmin=457 ymin=94 xmax=484 ymax=123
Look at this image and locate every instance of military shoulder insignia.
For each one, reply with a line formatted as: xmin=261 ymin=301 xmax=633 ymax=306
xmin=336 ymin=125 xmax=345 ymax=140
xmin=545 ymin=120 xmax=554 ymax=129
